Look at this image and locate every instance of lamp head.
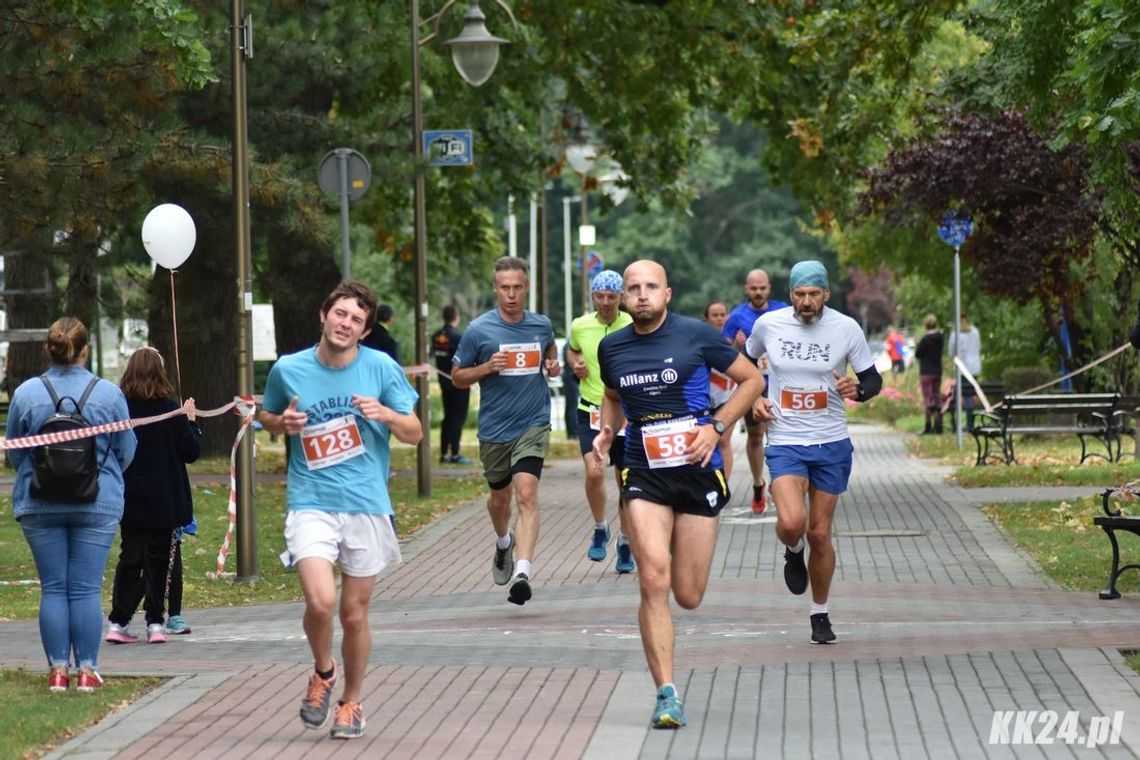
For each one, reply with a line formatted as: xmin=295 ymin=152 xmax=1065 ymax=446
xmin=443 ymin=1 xmax=509 ymax=87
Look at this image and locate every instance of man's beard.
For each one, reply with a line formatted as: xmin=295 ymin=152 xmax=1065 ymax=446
xmin=795 ymin=306 xmax=819 ymax=324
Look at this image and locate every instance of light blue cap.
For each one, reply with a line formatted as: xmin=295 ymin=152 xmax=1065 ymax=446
xmin=789 ymin=260 xmax=829 ymax=290
xmin=591 ymin=269 xmax=623 ymax=293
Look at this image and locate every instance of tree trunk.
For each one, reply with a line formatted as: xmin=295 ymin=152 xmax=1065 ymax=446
xmin=5 ymin=233 xmax=60 ymax=392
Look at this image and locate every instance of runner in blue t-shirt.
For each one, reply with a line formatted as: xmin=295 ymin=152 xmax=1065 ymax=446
xmin=452 ymin=256 xmax=559 ymax=607
xmin=722 ymin=268 xmax=789 ymax=514
xmin=259 ymin=280 xmax=423 ymax=741
xmin=593 ymin=260 xmax=764 ymax=729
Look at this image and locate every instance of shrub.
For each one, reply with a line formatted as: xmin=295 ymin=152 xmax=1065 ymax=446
xmin=1002 ymin=366 xmax=1053 ymax=394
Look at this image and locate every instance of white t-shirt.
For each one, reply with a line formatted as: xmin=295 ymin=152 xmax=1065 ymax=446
xmin=746 ymin=307 xmax=875 ymax=445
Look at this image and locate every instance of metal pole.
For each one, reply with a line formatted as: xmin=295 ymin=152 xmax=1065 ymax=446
xmin=528 ymin=195 xmax=537 ymax=313
xmin=232 ymin=0 xmax=257 ymax=580
xmin=539 ymin=180 xmax=548 ymax=318
xmin=337 ymin=149 xmax=351 ymax=279
xmin=562 ymin=196 xmax=572 ymax=338
xmin=507 ymin=193 xmax=517 ymax=259
xmin=411 ymin=0 xmax=432 ymax=496
xmin=953 ymin=246 xmax=962 ymax=449
xmin=578 ymin=189 xmax=589 ymax=314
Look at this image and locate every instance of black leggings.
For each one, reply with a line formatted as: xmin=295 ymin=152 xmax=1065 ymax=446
xmin=439 ymin=377 xmax=470 ymax=458
xmin=109 ymin=528 xmax=183 ymax=627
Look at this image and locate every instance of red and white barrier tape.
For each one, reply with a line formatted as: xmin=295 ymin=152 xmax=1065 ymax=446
xmin=205 ymin=396 xmax=257 ymax=580
xmin=1019 ymin=341 xmax=1132 ymax=395
xmin=952 ymin=358 xmax=996 ymax=414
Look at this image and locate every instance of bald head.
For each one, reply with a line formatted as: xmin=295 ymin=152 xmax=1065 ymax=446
xmin=622 ymin=260 xmax=671 ymax=331
xmin=744 ymin=269 xmax=772 ymax=310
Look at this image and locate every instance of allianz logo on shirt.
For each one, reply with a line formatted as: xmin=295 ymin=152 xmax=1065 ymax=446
xmin=619 ymin=367 xmax=678 ymax=387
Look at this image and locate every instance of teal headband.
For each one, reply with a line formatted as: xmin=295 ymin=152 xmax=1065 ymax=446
xmin=789 ymin=260 xmax=829 ymax=290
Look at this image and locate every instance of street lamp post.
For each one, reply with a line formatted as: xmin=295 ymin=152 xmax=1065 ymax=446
xmin=410 ymin=0 xmax=515 ymax=496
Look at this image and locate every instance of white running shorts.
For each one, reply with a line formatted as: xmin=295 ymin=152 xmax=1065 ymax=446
xmin=284 ymin=510 xmax=401 ymax=577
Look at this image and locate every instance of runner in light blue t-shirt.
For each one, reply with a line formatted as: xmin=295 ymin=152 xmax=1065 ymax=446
xmin=452 ymin=256 xmax=559 ymax=607
xmin=259 ymin=280 xmax=422 ymax=741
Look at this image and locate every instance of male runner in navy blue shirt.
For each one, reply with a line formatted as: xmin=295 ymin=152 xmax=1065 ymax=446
xmin=594 ymin=260 xmax=764 ymax=729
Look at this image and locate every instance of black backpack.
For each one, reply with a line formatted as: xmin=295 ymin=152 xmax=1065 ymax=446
xmin=30 ymin=375 xmax=104 ymax=503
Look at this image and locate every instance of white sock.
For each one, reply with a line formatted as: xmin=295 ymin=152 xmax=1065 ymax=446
xmin=789 ymin=536 xmax=805 ymax=553
xmin=617 ymin=534 xmax=630 ymax=546
xmin=496 ymin=533 xmax=512 ymax=550
xmin=810 ymin=602 xmax=828 ymax=615
xmin=659 ymin=681 xmax=677 ymax=696
xmin=596 ymin=520 xmax=609 ymax=531
xmin=515 ymin=559 xmax=532 ymax=577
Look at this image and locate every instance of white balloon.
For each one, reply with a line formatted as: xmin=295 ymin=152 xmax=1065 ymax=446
xmin=141 ymin=204 xmax=196 ymax=269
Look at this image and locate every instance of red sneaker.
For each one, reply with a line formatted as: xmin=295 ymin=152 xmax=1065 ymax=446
xmin=751 ymin=483 xmax=767 ymax=514
xmin=48 ymin=668 xmax=69 ymax=693
xmin=76 ymin=668 xmax=104 ymax=693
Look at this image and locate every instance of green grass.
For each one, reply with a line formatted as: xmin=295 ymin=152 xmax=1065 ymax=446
xmin=0 ymin=433 xmax=579 ymax=758
xmin=985 ymin=495 xmax=1140 ymax=595
xmin=0 ymin=669 xmax=162 ymax=760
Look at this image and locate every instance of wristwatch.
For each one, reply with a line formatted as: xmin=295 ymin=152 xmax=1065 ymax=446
xmin=711 ymin=418 xmax=726 ymax=434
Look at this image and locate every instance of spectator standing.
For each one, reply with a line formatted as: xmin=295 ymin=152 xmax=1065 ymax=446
xmin=913 ymin=315 xmax=945 ymax=435
xmin=5 ymin=317 xmax=136 ymax=692
xmin=431 ymin=305 xmax=471 ymax=464
xmin=361 ymin=303 xmax=400 ymax=363
xmin=884 ymin=326 xmax=906 ymax=376
xmin=948 ymin=313 xmax=983 ymax=427
xmin=106 ymin=347 xmax=202 ymax=645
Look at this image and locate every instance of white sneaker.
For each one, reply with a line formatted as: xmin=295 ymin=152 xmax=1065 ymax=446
xmin=147 ymin=623 xmax=167 ymax=644
xmin=105 ymin=623 xmax=138 ymax=644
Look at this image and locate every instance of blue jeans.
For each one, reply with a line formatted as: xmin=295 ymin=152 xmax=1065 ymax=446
xmin=20 ymin=512 xmax=119 ymax=670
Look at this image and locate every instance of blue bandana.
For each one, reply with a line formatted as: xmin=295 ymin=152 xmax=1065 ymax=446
xmin=789 ymin=260 xmax=829 ymax=290
xmin=591 ymin=269 xmax=623 ymax=293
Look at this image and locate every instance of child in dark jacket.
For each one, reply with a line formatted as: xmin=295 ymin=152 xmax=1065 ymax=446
xmin=106 ymin=347 xmax=202 ymax=644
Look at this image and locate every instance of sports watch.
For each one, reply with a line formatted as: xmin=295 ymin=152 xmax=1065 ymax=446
xmin=711 ymin=418 xmax=726 ymax=434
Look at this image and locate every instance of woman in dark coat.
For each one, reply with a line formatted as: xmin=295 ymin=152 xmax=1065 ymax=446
xmin=106 ymin=347 xmax=201 ymax=644
xmin=914 ymin=314 xmax=946 ymax=434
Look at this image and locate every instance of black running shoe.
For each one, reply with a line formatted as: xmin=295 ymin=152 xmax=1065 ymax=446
xmin=508 ymin=572 xmax=532 ymax=605
xmin=783 ymin=546 xmax=808 ymax=595
xmin=810 ymin=613 xmax=836 ymax=644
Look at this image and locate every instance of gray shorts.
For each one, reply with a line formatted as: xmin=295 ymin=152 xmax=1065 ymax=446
xmin=479 ymin=425 xmax=550 ymax=489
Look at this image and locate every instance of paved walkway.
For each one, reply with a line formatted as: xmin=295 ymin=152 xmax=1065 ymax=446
xmin=4 ymin=423 xmax=1140 ymax=758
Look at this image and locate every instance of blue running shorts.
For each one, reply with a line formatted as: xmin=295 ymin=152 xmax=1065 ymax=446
xmin=765 ymin=439 xmax=854 ymax=495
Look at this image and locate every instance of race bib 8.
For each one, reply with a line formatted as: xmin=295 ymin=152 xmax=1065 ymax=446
xmin=499 ymin=341 xmax=541 ymax=376
xmin=642 ymin=417 xmax=699 ymax=470
xmin=779 ymin=387 xmax=829 ymax=414
xmin=301 ymin=415 xmax=366 ymax=470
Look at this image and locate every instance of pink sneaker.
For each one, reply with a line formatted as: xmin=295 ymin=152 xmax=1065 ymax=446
xmin=147 ymin=623 xmax=167 ymax=643
xmin=105 ymin=623 xmax=139 ymax=644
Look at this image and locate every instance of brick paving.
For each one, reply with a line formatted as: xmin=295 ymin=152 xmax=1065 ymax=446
xmin=2 ymin=423 xmax=1140 ymax=758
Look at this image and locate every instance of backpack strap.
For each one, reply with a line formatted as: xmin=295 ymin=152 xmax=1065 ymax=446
xmin=75 ymin=376 xmax=101 ymax=411
xmin=38 ymin=375 xmax=62 ymax=408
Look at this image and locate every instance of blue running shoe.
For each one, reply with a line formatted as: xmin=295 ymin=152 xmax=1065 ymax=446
xmin=588 ymin=525 xmax=610 ymax=561
xmin=615 ymin=542 xmax=635 ymax=574
xmin=652 ymin=685 xmax=687 ymax=728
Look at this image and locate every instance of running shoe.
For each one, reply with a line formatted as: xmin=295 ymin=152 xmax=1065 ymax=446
xmin=76 ymin=668 xmax=104 ymax=693
xmin=299 ymin=661 xmax=338 ymax=729
xmin=810 ymin=613 xmax=836 ymax=644
xmin=784 ymin=545 xmax=808 ymax=595
xmin=492 ymin=532 xmax=515 ymax=586
xmin=147 ymin=623 xmax=167 ymax=644
xmin=165 ymin=615 xmax=192 ymax=635
xmin=329 ymin=701 xmax=366 ymax=740
xmin=651 ymin=684 xmax=687 ymax=728
xmin=48 ymin=667 xmax=68 ymax=693
xmin=507 ymin=572 xmax=532 ymax=606
xmin=452 ymin=455 xmax=474 ymax=465
xmin=105 ymin=623 xmax=139 ymax=644
xmin=751 ymin=483 xmax=767 ymax=514
xmin=588 ymin=525 xmax=610 ymax=561
xmin=615 ymin=542 xmax=635 ymax=574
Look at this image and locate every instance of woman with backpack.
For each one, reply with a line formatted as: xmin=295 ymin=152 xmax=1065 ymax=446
xmin=106 ymin=347 xmax=201 ymax=644
xmin=5 ymin=317 xmax=136 ymax=692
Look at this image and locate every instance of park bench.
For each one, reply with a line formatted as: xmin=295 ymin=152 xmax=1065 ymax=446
xmin=1093 ymin=480 xmax=1140 ymax=599
xmin=1111 ymin=395 xmax=1140 ymax=460
xmin=969 ymin=392 xmax=1119 ymax=466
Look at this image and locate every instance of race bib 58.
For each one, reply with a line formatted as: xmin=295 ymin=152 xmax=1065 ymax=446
xmin=642 ymin=417 xmax=699 ymax=469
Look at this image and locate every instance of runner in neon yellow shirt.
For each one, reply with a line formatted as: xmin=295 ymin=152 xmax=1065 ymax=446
xmin=566 ymin=270 xmax=636 ymax=573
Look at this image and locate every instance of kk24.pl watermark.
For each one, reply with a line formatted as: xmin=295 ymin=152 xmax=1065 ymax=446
xmin=989 ymin=710 xmax=1123 ymax=749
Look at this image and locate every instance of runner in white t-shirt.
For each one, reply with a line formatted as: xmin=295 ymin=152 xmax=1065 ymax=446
xmin=746 ymin=260 xmax=882 ymax=645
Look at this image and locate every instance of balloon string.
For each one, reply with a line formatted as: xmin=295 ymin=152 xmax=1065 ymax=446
xmin=170 ymin=269 xmax=184 ymax=404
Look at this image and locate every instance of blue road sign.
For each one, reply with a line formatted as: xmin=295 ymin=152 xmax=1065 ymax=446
xmin=938 ymin=211 xmax=973 ymax=247
xmin=424 ymin=130 xmax=473 ymax=166
xmin=586 ymin=250 xmax=604 ymax=278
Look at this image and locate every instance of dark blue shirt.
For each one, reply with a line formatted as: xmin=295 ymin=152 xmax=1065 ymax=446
xmin=722 ymin=299 xmax=789 ymax=343
xmin=598 ymin=312 xmax=739 ymax=471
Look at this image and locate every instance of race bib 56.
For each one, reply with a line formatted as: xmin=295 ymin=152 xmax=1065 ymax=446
xmin=779 ymin=387 xmax=828 ymax=414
